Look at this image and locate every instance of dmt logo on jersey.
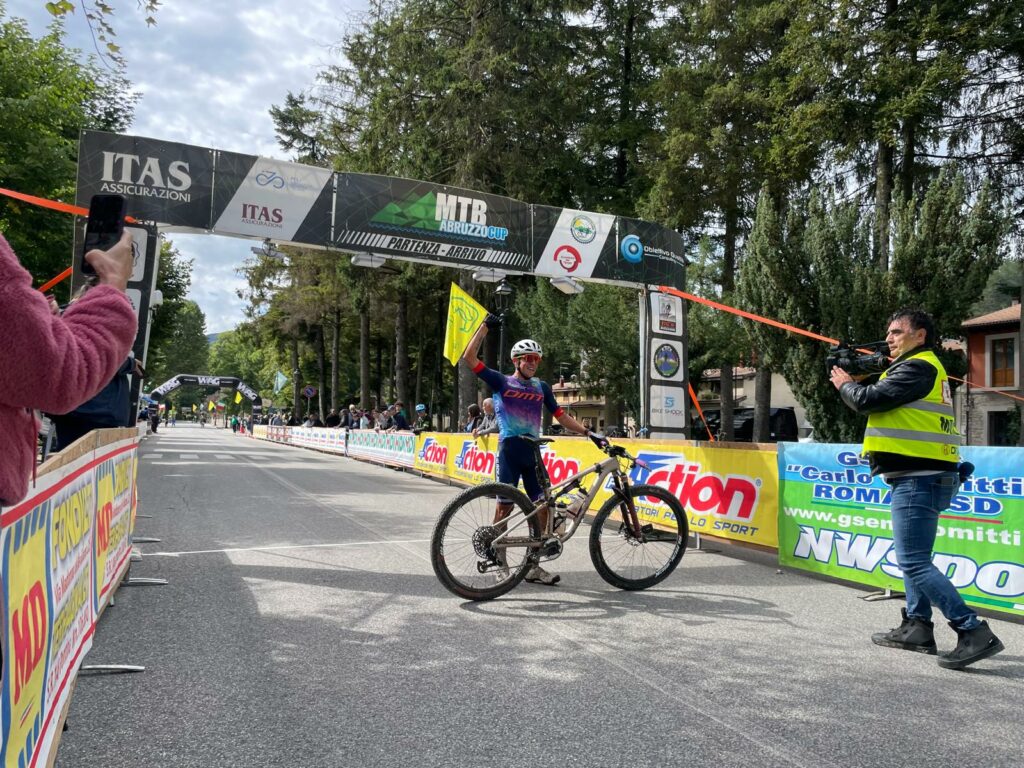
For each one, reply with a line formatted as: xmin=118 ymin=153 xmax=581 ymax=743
xmin=626 ymin=452 xmax=760 ymax=520
xmin=454 ymin=441 xmax=496 ymax=475
xmin=418 ymin=438 xmax=448 ymax=467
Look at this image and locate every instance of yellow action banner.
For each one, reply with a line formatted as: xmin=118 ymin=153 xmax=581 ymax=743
xmin=413 ymin=433 xmax=779 ymax=547
xmin=442 ymin=282 xmax=488 ymax=366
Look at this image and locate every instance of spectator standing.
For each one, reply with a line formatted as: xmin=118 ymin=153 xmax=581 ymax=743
xmin=473 ymin=398 xmax=499 ymax=440
xmin=49 ymin=354 xmax=143 ymax=451
xmin=325 ymin=408 xmax=342 ymax=428
xmin=465 ymin=403 xmax=482 ymax=433
xmin=413 ymin=404 xmax=433 ymax=432
xmin=360 ymin=410 xmax=371 ymax=429
xmin=0 ymin=230 xmax=137 ymax=506
xmin=392 ymin=401 xmax=410 ymax=431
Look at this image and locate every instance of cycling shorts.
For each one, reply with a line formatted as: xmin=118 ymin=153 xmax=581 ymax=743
xmin=497 ymin=436 xmax=544 ymax=502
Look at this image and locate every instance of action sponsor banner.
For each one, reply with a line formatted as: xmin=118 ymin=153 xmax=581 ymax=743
xmin=335 ymin=174 xmax=533 ymax=271
xmin=411 ymin=434 xmax=778 ymax=547
xmin=347 ymin=430 xmax=416 ymax=467
xmin=778 ymin=444 xmax=1024 ymax=617
xmin=76 ymin=130 xmax=214 ymax=229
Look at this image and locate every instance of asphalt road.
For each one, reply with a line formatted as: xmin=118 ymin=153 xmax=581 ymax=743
xmin=56 ymin=424 xmax=1024 ymax=768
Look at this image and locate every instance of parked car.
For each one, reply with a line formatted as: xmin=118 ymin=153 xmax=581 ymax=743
xmin=695 ymin=406 xmax=799 ymax=443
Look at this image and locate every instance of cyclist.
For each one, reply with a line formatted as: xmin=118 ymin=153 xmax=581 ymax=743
xmin=462 ymin=322 xmax=603 ymax=585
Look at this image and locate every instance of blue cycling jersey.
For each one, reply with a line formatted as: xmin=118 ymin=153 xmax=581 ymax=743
xmin=473 ymin=364 xmax=561 ymax=442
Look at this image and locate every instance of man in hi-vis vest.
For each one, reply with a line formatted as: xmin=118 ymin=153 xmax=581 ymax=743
xmin=830 ymin=308 xmax=1004 ymax=670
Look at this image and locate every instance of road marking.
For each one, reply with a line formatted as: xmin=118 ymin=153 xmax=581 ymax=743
xmin=144 ymin=540 xmax=430 ymax=557
xmin=215 ymin=453 xmax=233 ymax=459
xmin=179 ymin=453 xmax=199 ymax=459
xmin=146 ymin=453 xmax=163 ymax=459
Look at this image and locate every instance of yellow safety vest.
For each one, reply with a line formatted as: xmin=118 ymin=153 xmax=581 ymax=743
xmin=863 ymin=349 xmax=960 ymax=462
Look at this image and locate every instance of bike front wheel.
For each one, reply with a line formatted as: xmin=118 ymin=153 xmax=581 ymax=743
xmin=430 ymin=482 xmax=541 ymax=601
xmin=589 ymin=484 xmax=688 ymax=590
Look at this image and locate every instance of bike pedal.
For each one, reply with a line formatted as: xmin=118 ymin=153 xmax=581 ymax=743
xmin=538 ymin=538 xmax=563 ymax=559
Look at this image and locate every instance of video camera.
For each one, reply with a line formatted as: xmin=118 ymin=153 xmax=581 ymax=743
xmin=826 ymin=341 xmax=890 ymax=377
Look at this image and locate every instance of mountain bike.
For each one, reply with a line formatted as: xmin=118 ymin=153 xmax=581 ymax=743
xmin=430 ymin=435 xmax=688 ymax=601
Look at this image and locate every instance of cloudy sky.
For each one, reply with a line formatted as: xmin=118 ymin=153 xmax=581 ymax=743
xmin=11 ymin=0 xmax=368 ymax=332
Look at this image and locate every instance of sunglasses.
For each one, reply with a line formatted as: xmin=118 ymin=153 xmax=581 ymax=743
xmin=515 ymin=354 xmax=541 ymax=365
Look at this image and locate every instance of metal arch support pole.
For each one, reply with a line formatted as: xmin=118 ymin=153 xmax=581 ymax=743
xmin=132 ymin=536 xmax=161 ymax=543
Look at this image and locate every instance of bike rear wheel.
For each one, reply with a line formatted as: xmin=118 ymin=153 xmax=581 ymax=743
xmin=430 ymin=482 xmax=541 ymax=601
xmin=589 ymin=484 xmax=688 ymax=590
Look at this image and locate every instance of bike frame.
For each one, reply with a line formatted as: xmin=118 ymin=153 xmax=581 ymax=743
xmin=489 ymin=447 xmax=642 ymax=553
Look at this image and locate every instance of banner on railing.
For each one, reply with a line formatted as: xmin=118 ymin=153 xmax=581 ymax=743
xmin=0 ymin=434 xmax=139 ymax=768
xmin=413 ymin=433 xmax=780 ymax=547
xmin=778 ymin=443 xmax=1024 ymax=617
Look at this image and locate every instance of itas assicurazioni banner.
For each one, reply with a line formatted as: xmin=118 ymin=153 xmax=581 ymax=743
xmin=778 ymin=443 xmax=1024 ymax=617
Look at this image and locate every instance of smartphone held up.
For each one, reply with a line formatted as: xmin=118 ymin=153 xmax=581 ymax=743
xmin=80 ymin=194 xmax=128 ymax=276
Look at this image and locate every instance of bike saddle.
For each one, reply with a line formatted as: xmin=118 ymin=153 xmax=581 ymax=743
xmin=520 ymin=435 xmax=554 ymax=446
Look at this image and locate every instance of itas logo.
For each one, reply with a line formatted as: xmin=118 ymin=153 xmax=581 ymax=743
xmin=541 ymin=448 xmax=580 ymax=486
xmin=241 ymin=203 xmax=283 ymax=228
xmin=553 ymin=245 xmax=581 ymax=272
xmin=418 ymin=438 xmax=448 ymax=467
xmin=255 ymin=170 xmax=286 ymax=189
xmin=454 ymin=441 xmax=496 ymax=475
xmin=371 ymin=191 xmax=509 ymax=243
xmin=100 ymin=151 xmax=192 ymax=201
xmin=625 ymin=452 xmax=760 ymax=520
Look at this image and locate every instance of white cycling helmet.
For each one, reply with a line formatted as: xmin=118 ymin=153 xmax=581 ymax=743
xmin=510 ymin=339 xmax=543 ymax=360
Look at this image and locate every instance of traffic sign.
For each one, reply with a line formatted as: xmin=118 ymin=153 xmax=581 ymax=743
xmin=303 ymin=385 xmax=317 ymax=398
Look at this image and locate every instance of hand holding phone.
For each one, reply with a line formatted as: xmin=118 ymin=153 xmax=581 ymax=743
xmin=81 ymin=194 xmax=127 ymax=277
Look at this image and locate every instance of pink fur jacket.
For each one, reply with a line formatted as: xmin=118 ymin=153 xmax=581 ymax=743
xmin=0 ymin=234 xmax=137 ymax=507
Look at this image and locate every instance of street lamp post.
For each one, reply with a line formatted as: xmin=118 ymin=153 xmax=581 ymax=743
xmin=494 ymin=279 xmax=514 ymax=373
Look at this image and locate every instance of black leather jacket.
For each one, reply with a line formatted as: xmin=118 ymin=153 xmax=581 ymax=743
xmin=838 ymin=345 xmax=958 ymax=476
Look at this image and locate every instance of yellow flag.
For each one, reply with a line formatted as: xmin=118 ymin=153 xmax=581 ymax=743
xmin=192 ymin=404 xmax=197 ymax=413
xmin=208 ymin=400 xmax=215 ymax=412
xmin=443 ymin=282 xmax=488 ymax=366
xmin=234 ymin=391 xmax=243 ymax=404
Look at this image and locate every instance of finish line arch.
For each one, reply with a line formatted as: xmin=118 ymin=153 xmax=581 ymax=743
xmin=150 ymin=374 xmax=262 ymax=414
xmin=76 ymin=130 xmax=687 ymax=436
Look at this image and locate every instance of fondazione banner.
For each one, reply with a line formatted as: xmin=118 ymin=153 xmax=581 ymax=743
xmin=0 ymin=436 xmax=139 ymax=768
xmin=778 ymin=443 xmax=1024 ymax=617
xmin=414 ymin=434 xmax=779 ymax=548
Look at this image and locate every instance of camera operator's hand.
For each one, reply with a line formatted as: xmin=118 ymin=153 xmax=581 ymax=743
xmin=587 ymin=430 xmax=609 ymax=450
xmin=829 ymin=366 xmax=854 ymax=390
xmin=84 ymin=230 xmax=134 ymax=291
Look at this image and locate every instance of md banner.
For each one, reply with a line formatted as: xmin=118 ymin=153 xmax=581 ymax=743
xmin=413 ymin=434 xmax=779 ymax=548
xmin=0 ymin=434 xmax=139 ymax=768
xmin=778 ymin=443 xmax=1024 ymax=617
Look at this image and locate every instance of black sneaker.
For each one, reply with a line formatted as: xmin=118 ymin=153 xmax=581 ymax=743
xmin=937 ymin=621 xmax=1004 ymax=670
xmin=871 ymin=609 xmax=937 ymax=654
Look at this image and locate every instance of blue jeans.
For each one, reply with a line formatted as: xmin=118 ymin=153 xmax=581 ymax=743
xmin=889 ymin=471 xmax=979 ymax=630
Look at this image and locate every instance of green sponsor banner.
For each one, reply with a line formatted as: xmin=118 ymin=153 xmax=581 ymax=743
xmin=778 ymin=444 xmax=1024 ymax=617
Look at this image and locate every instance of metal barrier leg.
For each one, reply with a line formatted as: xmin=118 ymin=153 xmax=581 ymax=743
xmin=132 ymin=536 xmax=161 ymax=543
xmin=123 ymin=577 xmax=169 ymax=586
xmin=861 ymin=588 xmax=905 ymax=602
xmin=79 ymin=664 xmax=146 ymax=675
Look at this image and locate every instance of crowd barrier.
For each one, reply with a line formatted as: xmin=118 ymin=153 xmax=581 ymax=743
xmin=252 ymin=426 xmax=1024 ymax=618
xmin=778 ymin=443 xmax=1024 ymax=617
xmin=1 ymin=427 xmax=142 ymax=768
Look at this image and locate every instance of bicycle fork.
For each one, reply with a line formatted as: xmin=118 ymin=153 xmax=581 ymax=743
xmin=610 ymin=473 xmax=643 ymax=538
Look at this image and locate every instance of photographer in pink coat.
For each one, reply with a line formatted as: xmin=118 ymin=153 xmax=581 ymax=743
xmin=0 ymin=231 xmax=137 ymax=507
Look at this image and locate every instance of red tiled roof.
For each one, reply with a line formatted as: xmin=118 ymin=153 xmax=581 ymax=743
xmin=962 ymin=304 xmax=1021 ymax=328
